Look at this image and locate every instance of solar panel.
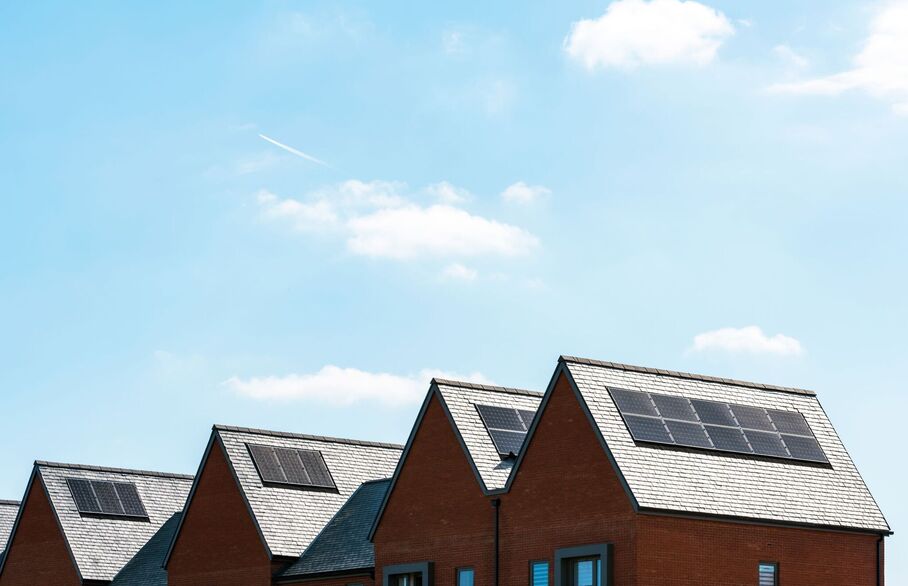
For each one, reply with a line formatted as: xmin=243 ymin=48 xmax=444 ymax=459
xmin=66 ymin=478 xmax=148 ymax=519
xmin=247 ymin=444 xmax=336 ymax=489
xmin=475 ymin=404 xmax=536 ymax=457
xmin=608 ymin=388 xmax=829 ymax=464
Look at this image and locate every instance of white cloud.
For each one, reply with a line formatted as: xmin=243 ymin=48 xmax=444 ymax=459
xmin=773 ymin=44 xmax=809 ymax=69
xmin=347 ymin=204 xmax=538 ymax=260
xmin=441 ymin=263 xmax=478 ymax=281
xmin=768 ymin=2 xmax=908 ymax=115
xmin=564 ymin=0 xmax=734 ymax=70
xmin=501 ymin=181 xmax=551 ymax=204
xmin=442 ymin=29 xmax=466 ymax=55
xmin=426 ymin=181 xmax=472 ymax=204
xmin=226 ymin=365 xmax=492 ymax=406
xmin=257 ymin=181 xmax=540 ymax=262
xmin=691 ymin=326 xmax=804 ymax=356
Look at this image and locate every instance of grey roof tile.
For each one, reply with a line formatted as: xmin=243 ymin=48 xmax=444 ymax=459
xmin=435 ymin=380 xmax=542 ymax=492
xmin=215 ymin=426 xmax=401 ymax=559
xmin=279 ymin=479 xmax=390 ymax=579
xmin=562 ymin=358 xmax=890 ymax=533
xmin=110 ymin=512 xmax=182 ymax=586
xmin=0 ymin=501 xmax=19 ymax=561
xmin=37 ymin=462 xmax=192 ymax=582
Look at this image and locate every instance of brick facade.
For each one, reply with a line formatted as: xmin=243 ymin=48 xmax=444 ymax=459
xmin=0 ymin=476 xmax=80 ymax=586
xmin=166 ymin=438 xmax=276 ymax=586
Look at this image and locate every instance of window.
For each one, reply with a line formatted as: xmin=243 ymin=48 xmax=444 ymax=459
xmin=531 ymin=561 xmax=549 ymax=586
xmin=456 ymin=568 xmax=474 ymax=586
xmin=759 ymin=562 xmax=778 ymax=586
xmin=383 ymin=562 xmax=432 ymax=586
xmin=554 ymin=544 xmax=611 ymax=586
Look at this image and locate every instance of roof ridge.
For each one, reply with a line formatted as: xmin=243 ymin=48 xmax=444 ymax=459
xmin=0 ymin=499 xmax=19 ymax=506
xmin=559 ymin=356 xmax=816 ymax=396
xmin=358 ymin=477 xmax=392 ymax=486
xmin=34 ymin=460 xmax=194 ymax=480
xmin=432 ymin=378 xmax=543 ymax=397
xmin=213 ymin=425 xmax=404 ymax=449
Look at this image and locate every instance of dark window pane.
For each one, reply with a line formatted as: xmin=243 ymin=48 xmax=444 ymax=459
xmin=731 ymin=405 xmax=774 ymax=431
xmin=665 ymin=420 xmax=712 ymax=448
xmin=766 ymin=409 xmax=812 ymax=435
xmin=782 ymin=434 xmax=828 ymax=463
xmin=624 ymin=415 xmax=672 ymax=443
xmin=609 ymin=389 xmax=658 ymax=416
xmin=489 ymin=429 xmax=526 ymax=456
xmin=476 ymin=404 xmax=525 ymax=431
xmin=574 ymin=560 xmax=594 ymax=586
xmin=298 ymin=450 xmax=336 ymax=488
xmin=691 ymin=400 xmax=737 ymax=426
xmin=92 ymin=481 xmax=125 ymax=515
xmin=704 ymin=425 xmax=752 ymax=453
xmin=114 ymin=483 xmax=147 ymax=517
xmin=67 ymin=479 xmax=100 ymax=513
xmin=745 ymin=430 xmax=790 ymax=458
xmin=276 ymin=448 xmax=310 ymax=485
xmin=652 ymin=394 xmax=697 ymax=421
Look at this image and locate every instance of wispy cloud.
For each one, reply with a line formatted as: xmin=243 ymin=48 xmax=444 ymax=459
xmin=426 ymin=181 xmax=472 ymax=204
xmin=768 ymin=2 xmax=908 ymax=115
xmin=501 ymin=181 xmax=551 ymax=204
xmin=441 ymin=263 xmax=478 ymax=281
xmin=257 ymin=180 xmax=539 ymax=261
xmin=691 ymin=326 xmax=804 ymax=356
xmin=564 ymin=0 xmax=734 ymax=70
xmin=773 ymin=44 xmax=809 ymax=70
xmin=259 ymin=133 xmax=332 ymax=168
xmin=226 ymin=365 xmax=492 ymax=406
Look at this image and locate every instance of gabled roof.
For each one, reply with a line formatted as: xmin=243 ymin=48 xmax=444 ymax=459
xmin=277 ymin=478 xmax=390 ymax=581
xmin=370 ymin=379 xmax=541 ymax=540
xmin=167 ymin=425 xmax=402 ymax=565
xmin=0 ymin=500 xmax=19 ymax=564
xmin=535 ymin=356 xmax=890 ymax=534
xmin=110 ymin=512 xmax=182 ymax=586
xmin=13 ymin=461 xmax=192 ymax=582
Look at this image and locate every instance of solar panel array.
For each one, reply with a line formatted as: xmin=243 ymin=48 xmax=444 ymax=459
xmin=475 ymin=404 xmax=536 ymax=457
xmin=247 ymin=443 xmax=336 ymax=489
xmin=609 ymin=388 xmax=828 ymax=464
xmin=65 ymin=478 xmax=148 ymax=518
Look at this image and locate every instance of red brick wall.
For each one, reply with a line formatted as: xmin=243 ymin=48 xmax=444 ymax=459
xmin=0 ymin=475 xmax=80 ymax=586
xmin=636 ymin=514 xmax=882 ymax=586
xmin=167 ymin=437 xmax=273 ymax=586
xmin=280 ymin=573 xmax=374 ymax=586
xmin=374 ymin=393 xmax=495 ymax=586
xmin=500 ymin=373 xmax=638 ymax=586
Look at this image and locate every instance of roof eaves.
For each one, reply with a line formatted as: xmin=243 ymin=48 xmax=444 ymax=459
xmin=34 ymin=461 xmax=193 ymax=480
xmin=0 ymin=501 xmax=19 ymax=507
xmin=212 ymin=425 xmax=403 ymax=450
xmin=637 ymin=507 xmax=893 ymax=536
xmin=559 ymin=356 xmax=817 ymax=396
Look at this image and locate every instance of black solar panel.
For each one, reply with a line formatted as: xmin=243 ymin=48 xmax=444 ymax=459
xmin=608 ymin=388 xmax=828 ymax=464
xmin=66 ymin=478 xmax=148 ymax=519
xmin=476 ymin=404 xmax=536 ymax=457
xmin=247 ymin=444 xmax=336 ymax=489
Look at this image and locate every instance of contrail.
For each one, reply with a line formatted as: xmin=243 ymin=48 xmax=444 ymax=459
xmin=259 ymin=133 xmax=331 ymax=168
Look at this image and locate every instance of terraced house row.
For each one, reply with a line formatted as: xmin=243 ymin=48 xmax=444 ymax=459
xmin=0 ymin=356 xmax=892 ymax=585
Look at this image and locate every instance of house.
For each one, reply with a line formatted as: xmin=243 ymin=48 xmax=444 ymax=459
xmin=0 ymin=500 xmax=20 ymax=566
xmin=371 ymin=357 xmax=891 ymax=586
xmin=275 ymin=478 xmax=391 ymax=586
xmin=0 ymin=461 xmax=192 ymax=586
xmin=164 ymin=425 xmax=402 ymax=586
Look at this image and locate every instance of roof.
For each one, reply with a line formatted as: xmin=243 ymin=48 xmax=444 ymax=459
xmin=184 ymin=425 xmax=402 ymax=561
xmin=278 ymin=479 xmax=390 ymax=580
xmin=434 ymin=379 xmax=543 ymax=492
xmin=110 ymin=512 xmax=182 ymax=586
xmin=33 ymin=461 xmax=193 ymax=581
xmin=555 ymin=356 xmax=890 ymax=534
xmin=0 ymin=500 xmax=19 ymax=562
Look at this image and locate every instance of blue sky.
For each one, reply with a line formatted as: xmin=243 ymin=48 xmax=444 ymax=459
xmin=1 ymin=0 xmax=906 ymax=578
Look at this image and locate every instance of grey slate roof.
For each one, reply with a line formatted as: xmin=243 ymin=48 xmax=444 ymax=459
xmin=279 ymin=478 xmax=390 ymax=580
xmin=35 ymin=461 xmax=193 ymax=582
xmin=110 ymin=512 xmax=182 ymax=586
xmin=434 ymin=380 xmax=543 ymax=492
xmin=213 ymin=425 xmax=402 ymax=559
xmin=0 ymin=500 xmax=19 ymax=565
xmin=559 ymin=356 xmax=890 ymax=533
